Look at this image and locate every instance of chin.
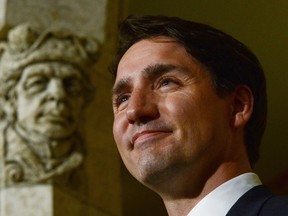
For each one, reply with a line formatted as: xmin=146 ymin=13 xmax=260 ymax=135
xmin=134 ymin=152 xmax=189 ymax=189
xmin=135 ymin=158 xmax=172 ymax=186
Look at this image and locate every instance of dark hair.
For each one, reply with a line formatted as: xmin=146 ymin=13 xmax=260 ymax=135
xmin=110 ymin=15 xmax=267 ymax=165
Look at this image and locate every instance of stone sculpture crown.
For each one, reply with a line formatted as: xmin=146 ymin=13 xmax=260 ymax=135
xmin=0 ymin=23 xmax=100 ymax=79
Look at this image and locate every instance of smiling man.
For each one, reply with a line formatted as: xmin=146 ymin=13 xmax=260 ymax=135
xmin=111 ymin=15 xmax=288 ymax=216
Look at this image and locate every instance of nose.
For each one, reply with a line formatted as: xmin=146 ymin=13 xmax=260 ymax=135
xmin=126 ymin=89 xmax=159 ymax=124
xmin=46 ymin=79 xmax=66 ymax=100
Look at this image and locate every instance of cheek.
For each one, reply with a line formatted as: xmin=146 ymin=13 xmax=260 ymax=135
xmin=162 ymin=93 xmax=213 ymax=143
xmin=16 ymin=96 xmax=39 ymax=119
xmin=112 ymin=121 xmax=120 ymax=146
xmin=113 ymin=114 xmax=137 ymax=169
xmin=162 ymin=93 xmax=196 ymax=125
xmin=113 ymin=114 xmax=128 ymax=149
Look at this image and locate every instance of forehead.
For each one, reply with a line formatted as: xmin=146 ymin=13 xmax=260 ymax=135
xmin=116 ymin=36 xmax=201 ymax=81
xmin=21 ymin=62 xmax=83 ymax=79
xmin=119 ymin=37 xmax=183 ymax=69
xmin=112 ymin=37 xmax=210 ymax=98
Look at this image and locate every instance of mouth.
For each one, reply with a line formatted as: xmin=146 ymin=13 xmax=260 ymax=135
xmin=132 ymin=130 xmax=172 ymax=149
xmin=39 ymin=112 xmax=72 ymax=125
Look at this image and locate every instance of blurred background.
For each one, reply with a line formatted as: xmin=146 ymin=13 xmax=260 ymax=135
xmin=119 ymin=1 xmax=288 ymax=215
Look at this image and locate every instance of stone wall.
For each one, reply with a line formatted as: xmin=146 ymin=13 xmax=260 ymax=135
xmin=0 ymin=0 xmax=124 ymax=215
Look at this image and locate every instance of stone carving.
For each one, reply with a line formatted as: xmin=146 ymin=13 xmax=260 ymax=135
xmin=0 ymin=24 xmax=99 ymax=187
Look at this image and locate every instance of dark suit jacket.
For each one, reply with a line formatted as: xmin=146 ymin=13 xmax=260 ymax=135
xmin=227 ymin=185 xmax=288 ymax=216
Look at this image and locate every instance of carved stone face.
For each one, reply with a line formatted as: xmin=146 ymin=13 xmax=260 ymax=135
xmin=15 ymin=62 xmax=86 ymax=140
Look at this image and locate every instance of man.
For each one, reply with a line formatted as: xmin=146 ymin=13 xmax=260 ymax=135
xmin=110 ymin=15 xmax=288 ymax=215
xmin=0 ymin=24 xmax=99 ymax=187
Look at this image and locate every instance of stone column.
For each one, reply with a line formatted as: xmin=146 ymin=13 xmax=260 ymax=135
xmin=0 ymin=0 xmax=123 ymax=215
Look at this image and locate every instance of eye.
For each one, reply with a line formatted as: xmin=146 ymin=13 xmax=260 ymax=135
xmin=161 ymin=79 xmax=173 ymax=86
xmin=114 ymin=94 xmax=130 ymax=109
xmin=24 ymin=76 xmax=48 ymax=93
xmin=158 ymin=77 xmax=180 ymax=89
xmin=63 ymin=77 xmax=83 ymax=96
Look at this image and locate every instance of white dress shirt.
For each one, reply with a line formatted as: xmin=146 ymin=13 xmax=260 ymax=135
xmin=187 ymin=173 xmax=262 ymax=216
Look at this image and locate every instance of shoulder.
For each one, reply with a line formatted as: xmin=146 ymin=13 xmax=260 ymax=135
xmin=261 ymin=195 xmax=288 ymax=215
xmin=227 ymin=185 xmax=288 ymax=216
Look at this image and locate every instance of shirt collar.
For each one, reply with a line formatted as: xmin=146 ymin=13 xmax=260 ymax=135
xmin=187 ymin=172 xmax=262 ymax=216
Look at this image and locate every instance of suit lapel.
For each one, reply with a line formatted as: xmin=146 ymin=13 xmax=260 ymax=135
xmin=226 ymin=185 xmax=273 ymax=216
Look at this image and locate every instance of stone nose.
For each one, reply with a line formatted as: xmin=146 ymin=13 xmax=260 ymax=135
xmin=46 ymin=79 xmax=66 ymax=100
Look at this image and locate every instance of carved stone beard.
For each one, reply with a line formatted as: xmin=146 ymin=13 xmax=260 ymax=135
xmin=2 ymin=123 xmax=84 ymax=186
xmin=14 ymin=122 xmax=75 ymax=161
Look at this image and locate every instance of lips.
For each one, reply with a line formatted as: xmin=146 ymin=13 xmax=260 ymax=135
xmin=39 ymin=111 xmax=72 ymax=125
xmin=42 ymin=114 xmax=68 ymax=122
xmin=131 ymin=130 xmax=172 ymax=148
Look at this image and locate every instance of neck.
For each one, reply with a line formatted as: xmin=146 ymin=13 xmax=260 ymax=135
xmin=147 ymin=132 xmax=253 ymax=216
xmin=160 ymin=161 xmax=252 ymax=216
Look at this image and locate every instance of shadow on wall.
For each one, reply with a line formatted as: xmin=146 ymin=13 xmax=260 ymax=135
xmin=267 ymin=170 xmax=288 ymax=195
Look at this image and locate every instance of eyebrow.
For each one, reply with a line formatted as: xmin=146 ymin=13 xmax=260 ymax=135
xmin=112 ymin=63 xmax=188 ymax=98
xmin=112 ymin=78 xmax=130 ymax=99
xmin=144 ymin=63 xmax=177 ymax=79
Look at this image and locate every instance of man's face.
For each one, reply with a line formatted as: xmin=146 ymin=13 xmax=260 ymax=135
xmin=112 ymin=37 xmax=234 ymax=186
xmin=15 ymin=62 xmax=86 ymax=140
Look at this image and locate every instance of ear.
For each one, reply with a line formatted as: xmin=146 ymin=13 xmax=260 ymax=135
xmin=230 ymin=85 xmax=254 ymax=129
